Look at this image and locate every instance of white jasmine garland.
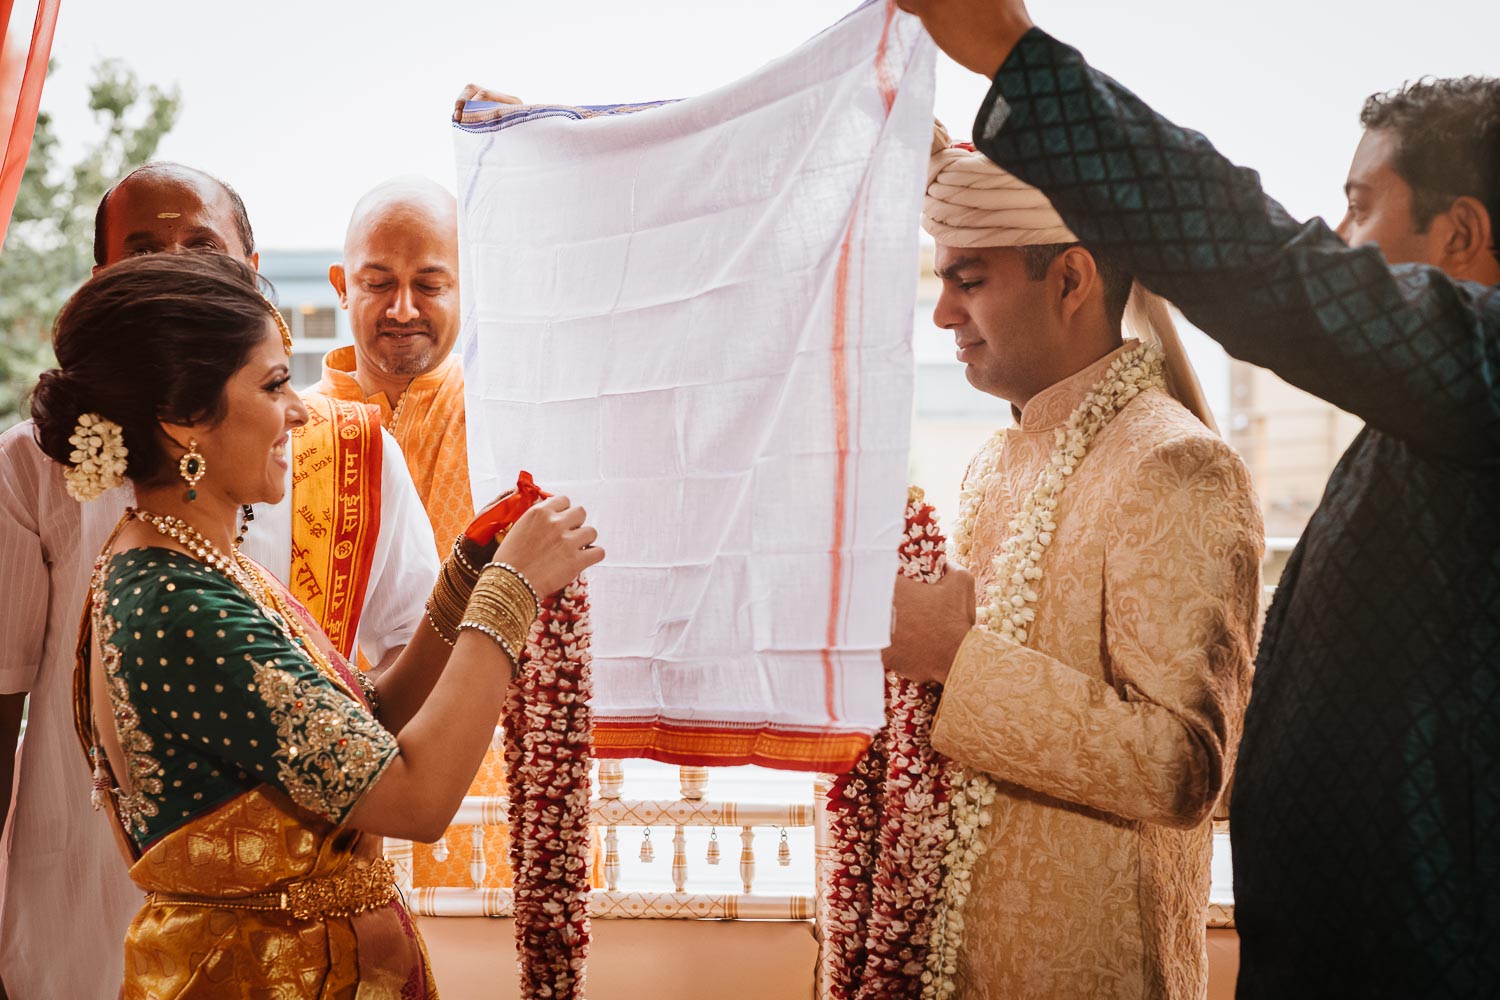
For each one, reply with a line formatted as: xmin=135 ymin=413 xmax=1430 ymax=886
xmin=920 ymin=343 xmax=1165 ymax=1000
xmin=63 ymin=413 xmax=129 ymax=502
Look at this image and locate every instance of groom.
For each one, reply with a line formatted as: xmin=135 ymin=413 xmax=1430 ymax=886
xmin=883 ymin=131 xmax=1263 ymax=998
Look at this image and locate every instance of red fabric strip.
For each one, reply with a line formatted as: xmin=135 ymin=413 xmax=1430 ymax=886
xmin=594 ymin=720 xmax=872 ymax=774
xmin=0 ymin=0 xmax=61 ymax=250
xmin=464 ymin=470 xmax=550 ymax=545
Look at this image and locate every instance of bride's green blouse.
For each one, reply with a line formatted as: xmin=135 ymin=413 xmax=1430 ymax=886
xmin=90 ymin=547 xmax=399 ymax=848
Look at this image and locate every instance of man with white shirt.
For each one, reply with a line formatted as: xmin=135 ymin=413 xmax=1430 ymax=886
xmin=0 ymin=162 xmax=438 ymax=999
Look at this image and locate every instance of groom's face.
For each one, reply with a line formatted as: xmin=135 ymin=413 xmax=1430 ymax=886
xmin=932 ymin=243 xmax=1055 ymax=406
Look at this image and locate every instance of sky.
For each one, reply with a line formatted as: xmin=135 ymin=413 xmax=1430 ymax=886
xmin=37 ymin=0 xmax=1499 ymax=251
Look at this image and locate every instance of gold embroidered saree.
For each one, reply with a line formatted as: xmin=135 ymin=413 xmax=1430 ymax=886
xmin=76 ymin=547 xmax=438 ymax=998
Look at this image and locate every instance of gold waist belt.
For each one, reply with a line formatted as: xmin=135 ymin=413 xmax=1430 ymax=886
xmin=147 ymin=857 xmax=397 ymax=921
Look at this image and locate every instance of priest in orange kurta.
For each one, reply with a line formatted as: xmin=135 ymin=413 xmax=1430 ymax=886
xmin=883 ymin=135 xmax=1263 ymax=999
xmin=316 ymin=177 xmax=509 ymax=890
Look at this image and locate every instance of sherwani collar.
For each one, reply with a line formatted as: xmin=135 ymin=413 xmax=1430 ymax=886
xmin=1014 ymin=340 xmax=1140 ymax=433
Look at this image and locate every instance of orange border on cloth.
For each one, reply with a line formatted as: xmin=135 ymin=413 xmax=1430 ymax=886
xmin=818 ymin=1 xmax=903 ymax=727
xmin=288 ymin=394 xmax=383 ymax=660
xmin=593 ymin=721 xmax=872 ymax=774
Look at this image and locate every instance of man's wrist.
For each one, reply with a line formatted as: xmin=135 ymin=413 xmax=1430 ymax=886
xmin=988 ymin=15 xmax=1035 ymax=78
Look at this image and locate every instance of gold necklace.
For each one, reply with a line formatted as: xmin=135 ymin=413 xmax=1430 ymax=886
xmin=129 ymin=508 xmax=355 ymax=699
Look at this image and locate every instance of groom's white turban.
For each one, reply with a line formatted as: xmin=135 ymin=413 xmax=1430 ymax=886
xmin=923 ymin=122 xmax=1218 ymax=433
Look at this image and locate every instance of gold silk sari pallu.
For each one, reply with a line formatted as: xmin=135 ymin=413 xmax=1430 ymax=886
xmin=118 ymin=791 xmax=429 ymax=999
xmin=72 ymin=535 xmax=436 ymax=999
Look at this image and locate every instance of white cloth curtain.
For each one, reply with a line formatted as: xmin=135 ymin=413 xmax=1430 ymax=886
xmin=455 ymin=1 xmax=935 ymax=770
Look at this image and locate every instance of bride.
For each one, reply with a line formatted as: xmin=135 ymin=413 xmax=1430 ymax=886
xmin=31 ymin=250 xmax=603 ymax=998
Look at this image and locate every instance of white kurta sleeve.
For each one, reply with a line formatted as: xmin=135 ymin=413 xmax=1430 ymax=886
xmin=354 ymin=428 xmax=440 ymax=665
xmin=0 ymin=426 xmax=51 ymax=694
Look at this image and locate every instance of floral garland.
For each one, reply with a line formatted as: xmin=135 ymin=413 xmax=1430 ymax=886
xmin=505 ymin=576 xmax=594 ymax=999
xmin=822 ymin=489 xmax=956 ymax=999
xmin=64 ymin=413 xmax=128 ymax=502
xmin=821 ymin=719 xmax=884 ymax=995
xmin=473 ymin=477 xmax=594 ymax=1000
xmin=919 ymin=343 xmax=1165 ymax=999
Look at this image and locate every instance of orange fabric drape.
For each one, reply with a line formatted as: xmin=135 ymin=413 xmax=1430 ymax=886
xmin=0 ymin=0 xmax=61 ymax=250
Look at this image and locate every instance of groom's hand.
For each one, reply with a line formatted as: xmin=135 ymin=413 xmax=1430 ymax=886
xmin=896 ymin=0 xmax=1035 ymax=78
xmin=883 ymin=567 xmax=977 ymax=687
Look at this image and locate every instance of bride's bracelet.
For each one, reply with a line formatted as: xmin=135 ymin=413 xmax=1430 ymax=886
xmin=425 ymin=539 xmax=484 ymax=645
xmin=450 ymin=533 xmax=486 ymax=580
xmin=488 ymin=561 xmax=540 ymax=618
xmin=458 ymin=563 xmax=541 ymax=669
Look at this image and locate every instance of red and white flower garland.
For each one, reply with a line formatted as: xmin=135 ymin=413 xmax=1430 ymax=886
xmin=822 ymin=489 xmax=957 ymax=999
xmin=504 ymin=577 xmax=594 ymax=999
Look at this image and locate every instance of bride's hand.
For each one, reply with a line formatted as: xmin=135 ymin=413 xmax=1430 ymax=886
xmin=492 ymin=495 xmax=603 ymax=597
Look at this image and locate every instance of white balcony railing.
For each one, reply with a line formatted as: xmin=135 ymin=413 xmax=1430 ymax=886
xmin=391 ymin=753 xmax=819 ymax=921
xmin=388 ymin=733 xmax=1236 ymax=927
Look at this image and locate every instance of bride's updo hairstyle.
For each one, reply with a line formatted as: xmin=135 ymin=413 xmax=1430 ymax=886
xmin=31 ymin=253 xmax=278 ymax=484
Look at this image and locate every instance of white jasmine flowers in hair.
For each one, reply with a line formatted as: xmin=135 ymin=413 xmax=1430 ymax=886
xmin=64 ymin=413 xmax=129 ymax=502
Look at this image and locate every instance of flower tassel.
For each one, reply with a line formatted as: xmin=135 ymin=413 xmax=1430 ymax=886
xmin=89 ymin=747 xmax=113 ymax=811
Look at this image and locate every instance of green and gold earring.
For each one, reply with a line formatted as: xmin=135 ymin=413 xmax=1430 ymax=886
xmin=179 ymin=441 xmax=206 ymax=501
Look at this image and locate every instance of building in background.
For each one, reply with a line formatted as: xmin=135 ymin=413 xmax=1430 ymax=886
xmin=259 ymin=249 xmax=348 ymax=388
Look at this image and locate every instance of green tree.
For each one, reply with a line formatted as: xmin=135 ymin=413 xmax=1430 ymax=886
xmin=0 ymin=59 xmax=180 ymax=427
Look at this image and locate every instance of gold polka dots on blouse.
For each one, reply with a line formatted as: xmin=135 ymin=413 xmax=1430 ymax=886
xmin=90 ymin=549 xmax=399 ymax=847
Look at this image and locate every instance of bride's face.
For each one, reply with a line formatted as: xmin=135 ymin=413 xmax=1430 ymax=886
xmin=190 ymin=320 xmax=309 ymax=507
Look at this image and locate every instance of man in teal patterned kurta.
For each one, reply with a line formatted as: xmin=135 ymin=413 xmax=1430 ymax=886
xmin=897 ymin=1 xmax=1500 ymax=995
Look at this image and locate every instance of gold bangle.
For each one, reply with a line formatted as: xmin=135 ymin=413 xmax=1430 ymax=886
xmin=451 ymin=534 xmax=484 ymax=581
xmin=487 ymin=561 xmax=540 ymax=617
xmin=458 ymin=564 xmax=539 ymax=666
xmin=426 ymin=548 xmax=482 ymax=645
xmin=458 ymin=621 xmax=520 ymax=674
xmin=424 ymin=603 xmax=457 ymax=647
xmin=463 ymin=582 xmax=534 ymax=646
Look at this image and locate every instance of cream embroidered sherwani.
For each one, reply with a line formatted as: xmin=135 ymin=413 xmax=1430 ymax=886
xmin=930 ymin=344 xmax=1263 ymax=1000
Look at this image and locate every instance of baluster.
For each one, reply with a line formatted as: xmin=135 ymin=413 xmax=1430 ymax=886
xmin=678 ymin=765 xmax=708 ymax=801
xmin=604 ymin=824 xmax=621 ymax=891
xmin=469 ymin=826 xmax=487 ymax=888
xmin=672 ymin=825 xmax=688 ymax=892
xmin=739 ymin=825 xmax=756 ymax=893
xmin=598 ymin=759 xmax=624 ymax=799
xmin=431 ymin=832 xmax=450 ymax=863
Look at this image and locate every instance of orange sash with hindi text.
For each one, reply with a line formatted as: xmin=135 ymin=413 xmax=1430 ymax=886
xmin=288 ymin=394 xmax=382 ymax=661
